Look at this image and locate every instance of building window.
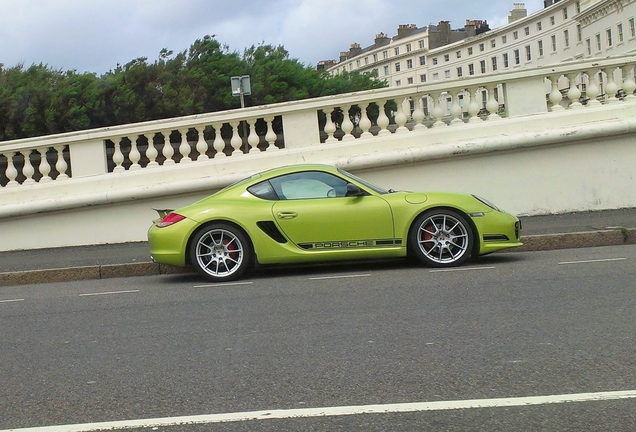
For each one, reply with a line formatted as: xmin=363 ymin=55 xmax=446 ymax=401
xmin=468 ymin=64 xmax=475 ymax=75
xmin=563 ymin=7 xmax=568 ymax=19
xmin=468 ymin=47 xmax=473 ymax=55
xmin=457 ymin=66 xmax=463 ymax=77
xmin=456 ymin=50 xmax=462 ymax=59
xmin=364 ymin=57 xmax=368 ymax=65
xmin=564 ymin=29 xmax=570 ymax=48
xmin=491 ymin=39 xmax=496 ymax=48
xmin=618 ymin=24 xmax=624 ymax=43
xmin=407 ymin=59 xmax=413 ymax=68
xmin=538 ymin=40 xmax=544 ymax=56
xmin=551 ymin=35 xmax=557 ymax=52
xmin=433 ymin=73 xmax=439 ymax=81
xmin=444 ymin=54 xmax=450 ymax=62
xmin=586 ymin=38 xmax=591 ymax=55
xmin=606 ymin=29 xmax=613 ymax=47
xmin=513 ymin=31 xmax=519 ymax=40
xmin=524 ymin=27 xmax=530 ymax=36
xmin=419 ymin=55 xmax=426 ymax=66
xmin=384 ymin=65 xmax=390 ymax=75
xmin=502 ymin=35 xmax=507 ymax=44
xmin=373 ymin=53 xmax=378 ymax=62
xmin=550 ymin=16 xmax=555 ymax=26
xmin=491 ymin=57 xmax=497 ymax=71
xmin=525 ymin=45 xmax=531 ymax=61
xmin=433 ymin=58 xmax=438 ymax=65
xmin=596 ymin=33 xmax=602 ymax=51
xmin=383 ymin=50 xmax=388 ymax=59
xmin=537 ymin=22 xmax=542 ymax=31
xmin=445 ymin=70 xmax=451 ymax=79
xmin=356 ymin=59 xmax=360 ymax=67
xmin=406 ymin=43 xmax=412 ymax=52
xmin=407 ymin=77 xmax=414 ymax=84
xmin=372 ymin=68 xmax=379 ymax=76
xmin=396 ymin=79 xmax=401 ymax=86
xmin=394 ymin=47 xmax=400 ymax=56
xmin=576 ymin=1 xmax=581 ymax=13
xmin=480 ymin=60 xmax=486 ymax=74
xmin=630 ymin=18 xmax=636 ymax=37
xmin=479 ymin=43 xmax=485 ymax=51
xmin=503 ymin=53 xmax=509 ymax=68
xmin=395 ymin=62 xmax=401 ymax=72
xmin=420 ymin=74 xmax=427 ymax=82
xmin=577 ymin=24 xmax=582 ymax=42
xmin=514 ymin=49 xmax=520 ymax=64
xmin=419 ymin=40 xmax=426 ymax=49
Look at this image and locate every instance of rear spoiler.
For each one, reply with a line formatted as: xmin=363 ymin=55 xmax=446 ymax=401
xmin=153 ymin=208 xmax=174 ymax=219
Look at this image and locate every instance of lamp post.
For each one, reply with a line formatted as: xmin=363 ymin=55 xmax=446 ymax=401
xmin=231 ymin=76 xmax=251 ymax=153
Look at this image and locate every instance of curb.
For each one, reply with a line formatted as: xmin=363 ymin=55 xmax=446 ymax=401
xmin=1 ymin=229 xmax=634 ymax=287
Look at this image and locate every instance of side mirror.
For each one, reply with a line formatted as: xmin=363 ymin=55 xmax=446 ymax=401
xmin=345 ymin=183 xmax=364 ymax=197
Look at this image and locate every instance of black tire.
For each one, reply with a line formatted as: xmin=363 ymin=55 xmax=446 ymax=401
xmin=189 ymin=223 xmax=251 ymax=282
xmin=409 ymin=209 xmax=473 ymax=267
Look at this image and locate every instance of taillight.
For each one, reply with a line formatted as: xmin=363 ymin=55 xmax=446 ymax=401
xmin=157 ymin=213 xmax=186 ymax=228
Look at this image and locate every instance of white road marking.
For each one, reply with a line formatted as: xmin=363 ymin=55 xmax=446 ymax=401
xmin=0 ymin=298 xmax=24 ymax=303
xmin=558 ymin=257 xmax=626 ymax=265
xmin=429 ymin=266 xmax=495 ymax=273
xmin=193 ymin=281 xmax=254 ymax=288
xmin=4 ymin=390 xmax=636 ymax=431
xmin=78 ymin=290 xmax=140 ymax=297
xmin=309 ymin=274 xmax=371 ymax=280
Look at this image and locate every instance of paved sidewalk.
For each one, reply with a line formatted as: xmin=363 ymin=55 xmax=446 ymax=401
xmin=0 ymin=208 xmax=634 ymax=286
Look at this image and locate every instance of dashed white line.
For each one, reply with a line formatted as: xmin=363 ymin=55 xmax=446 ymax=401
xmin=4 ymin=390 xmax=636 ymax=431
xmin=0 ymin=298 xmax=24 ymax=303
xmin=558 ymin=257 xmax=626 ymax=265
xmin=78 ymin=290 xmax=140 ymax=297
xmin=309 ymin=274 xmax=371 ymax=280
xmin=429 ymin=266 xmax=496 ymax=273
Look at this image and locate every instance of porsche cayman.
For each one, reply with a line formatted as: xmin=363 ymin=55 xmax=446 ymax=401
xmin=148 ymin=164 xmax=522 ymax=281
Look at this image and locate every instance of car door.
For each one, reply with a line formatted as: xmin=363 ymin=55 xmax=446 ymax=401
xmin=269 ymin=171 xmax=394 ymax=249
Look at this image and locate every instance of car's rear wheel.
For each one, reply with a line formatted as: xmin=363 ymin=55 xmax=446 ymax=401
xmin=409 ymin=209 xmax=473 ymax=267
xmin=189 ymin=223 xmax=251 ymax=282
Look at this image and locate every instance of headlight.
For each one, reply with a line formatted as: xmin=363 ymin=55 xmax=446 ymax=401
xmin=472 ymin=195 xmax=500 ymax=212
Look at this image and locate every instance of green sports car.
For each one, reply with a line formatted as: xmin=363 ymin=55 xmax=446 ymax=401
xmin=148 ymin=164 xmax=522 ymax=282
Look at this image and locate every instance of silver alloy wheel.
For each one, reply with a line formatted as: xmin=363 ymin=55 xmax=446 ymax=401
xmin=415 ymin=213 xmax=470 ymax=265
xmin=194 ymin=227 xmax=245 ymax=278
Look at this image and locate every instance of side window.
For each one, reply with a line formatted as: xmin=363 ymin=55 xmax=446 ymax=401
xmin=247 ymin=181 xmax=278 ymax=200
xmin=269 ymin=171 xmax=350 ymax=200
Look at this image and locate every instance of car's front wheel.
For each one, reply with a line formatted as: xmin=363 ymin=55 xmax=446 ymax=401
xmin=409 ymin=209 xmax=473 ymax=267
xmin=189 ymin=223 xmax=251 ymax=282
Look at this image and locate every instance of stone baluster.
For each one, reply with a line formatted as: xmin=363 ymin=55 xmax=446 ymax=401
xmin=229 ymin=121 xmax=243 ymax=155
xmin=565 ymin=73 xmax=583 ymax=109
xmin=621 ymin=64 xmax=636 ymax=102
xmin=178 ymin=128 xmax=192 ymax=163
xmin=393 ymin=98 xmax=409 ymax=133
xmin=375 ymin=99 xmax=391 ymax=135
xmin=431 ymin=92 xmax=446 ymax=127
xmin=212 ymin=123 xmax=226 ymax=158
xmin=409 ymin=94 xmax=426 ymax=130
xmin=112 ymin=138 xmax=125 ymax=172
xmin=38 ymin=147 xmax=53 ymax=182
xmin=485 ymin=85 xmax=502 ymax=120
xmin=604 ymin=67 xmax=619 ymax=104
xmin=195 ymin=126 xmax=209 ymax=161
xmin=466 ymin=87 xmax=482 ymax=123
xmin=128 ymin=136 xmax=142 ymax=170
xmin=357 ymin=102 xmax=373 ymax=137
xmin=322 ymin=108 xmax=338 ymax=143
xmin=145 ymin=133 xmax=159 ymax=167
xmin=264 ymin=116 xmax=278 ymax=150
xmin=4 ymin=152 xmax=19 ymax=187
xmin=585 ymin=70 xmax=602 ymax=106
xmin=340 ymin=105 xmax=355 ymax=141
xmin=547 ymin=75 xmax=564 ymax=111
xmin=54 ymin=145 xmax=69 ymax=179
xmin=161 ymin=130 xmax=175 ymax=165
xmin=247 ymin=118 xmax=260 ymax=153
xmin=449 ymin=90 xmax=464 ymax=126
xmin=21 ymin=150 xmax=36 ymax=184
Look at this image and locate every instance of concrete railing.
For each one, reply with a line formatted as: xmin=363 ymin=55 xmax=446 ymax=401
xmin=1 ymin=54 xmax=636 ymax=251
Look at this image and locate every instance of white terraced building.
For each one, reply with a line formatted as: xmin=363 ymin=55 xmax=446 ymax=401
xmin=326 ymin=0 xmax=636 ymax=89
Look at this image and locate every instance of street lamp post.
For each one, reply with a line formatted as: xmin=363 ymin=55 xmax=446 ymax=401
xmin=231 ymin=75 xmax=251 ymax=153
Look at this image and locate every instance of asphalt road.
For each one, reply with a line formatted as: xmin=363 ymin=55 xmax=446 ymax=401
xmin=1 ymin=245 xmax=636 ymax=431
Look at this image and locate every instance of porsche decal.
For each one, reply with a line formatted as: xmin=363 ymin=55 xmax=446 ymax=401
xmin=298 ymin=239 xmax=402 ymax=250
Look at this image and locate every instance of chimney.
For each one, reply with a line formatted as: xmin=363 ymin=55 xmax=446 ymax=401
xmin=508 ymin=3 xmax=527 ymax=23
xmin=397 ymin=24 xmax=417 ymax=39
xmin=374 ymin=32 xmax=389 ymax=44
xmin=349 ymin=43 xmax=362 ymax=57
xmin=339 ymin=51 xmax=349 ymax=62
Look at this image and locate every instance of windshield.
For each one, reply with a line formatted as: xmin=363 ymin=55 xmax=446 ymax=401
xmin=338 ymin=168 xmax=389 ymax=194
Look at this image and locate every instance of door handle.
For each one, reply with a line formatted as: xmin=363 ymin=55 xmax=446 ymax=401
xmin=277 ymin=211 xmax=298 ymax=220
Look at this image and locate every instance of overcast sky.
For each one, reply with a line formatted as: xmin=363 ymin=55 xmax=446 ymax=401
xmin=1 ymin=0 xmax=545 ymax=75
